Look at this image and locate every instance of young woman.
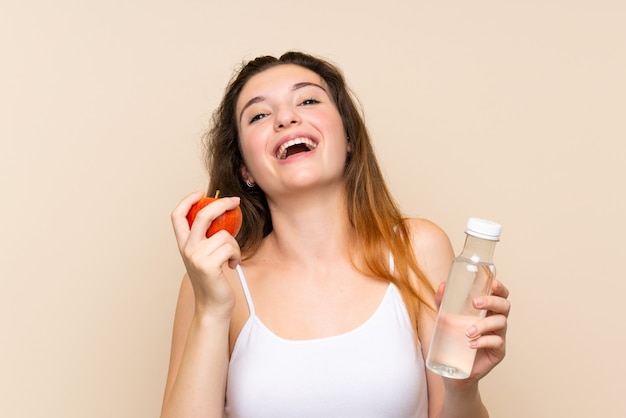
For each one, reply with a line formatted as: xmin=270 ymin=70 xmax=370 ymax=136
xmin=162 ymin=51 xmax=510 ymax=418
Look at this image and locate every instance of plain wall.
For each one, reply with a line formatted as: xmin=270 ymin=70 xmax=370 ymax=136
xmin=2 ymin=1 xmax=624 ymax=417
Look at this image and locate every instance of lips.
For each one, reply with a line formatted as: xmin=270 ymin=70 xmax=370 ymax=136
xmin=275 ymin=137 xmax=318 ymax=160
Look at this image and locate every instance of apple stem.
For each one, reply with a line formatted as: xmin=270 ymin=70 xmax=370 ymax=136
xmin=215 ymin=190 xmax=220 ymax=199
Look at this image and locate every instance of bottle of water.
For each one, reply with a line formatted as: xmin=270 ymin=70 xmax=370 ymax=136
xmin=426 ymin=217 xmax=502 ymax=379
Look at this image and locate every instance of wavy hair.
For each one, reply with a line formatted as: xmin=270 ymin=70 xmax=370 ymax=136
xmin=203 ymin=51 xmax=435 ymax=334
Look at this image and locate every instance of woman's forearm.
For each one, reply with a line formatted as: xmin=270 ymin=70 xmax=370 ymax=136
xmin=161 ymin=314 xmax=230 ymax=418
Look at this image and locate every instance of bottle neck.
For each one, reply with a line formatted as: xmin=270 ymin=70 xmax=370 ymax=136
xmin=459 ymin=234 xmax=497 ymax=263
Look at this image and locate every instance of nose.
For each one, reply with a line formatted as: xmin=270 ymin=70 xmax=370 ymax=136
xmin=274 ymin=105 xmax=301 ymax=130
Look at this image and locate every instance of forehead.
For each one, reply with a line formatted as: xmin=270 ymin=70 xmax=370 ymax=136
xmin=237 ymin=64 xmax=326 ymax=106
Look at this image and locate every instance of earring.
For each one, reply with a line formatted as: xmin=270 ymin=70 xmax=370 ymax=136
xmin=245 ymin=180 xmax=254 ymax=188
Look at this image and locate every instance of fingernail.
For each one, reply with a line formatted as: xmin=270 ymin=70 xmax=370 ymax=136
xmin=468 ymin=339 xmax=478 ymax=348
xmin=466 ymin=326 xmax=478 ymax=338
xmin=474 ymin=297 xmax=485 ymax=308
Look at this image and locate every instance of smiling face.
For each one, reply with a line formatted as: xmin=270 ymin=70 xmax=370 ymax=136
xmin=236 ymin=64 xmax=349 ymax=196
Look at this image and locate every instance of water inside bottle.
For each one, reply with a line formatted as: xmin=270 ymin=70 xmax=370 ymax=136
xmin=426 ymin=259 xmax=494 ymax=379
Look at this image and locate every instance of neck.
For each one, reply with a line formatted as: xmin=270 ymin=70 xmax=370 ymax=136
xmin=262 ymin=184 xmax=355 ymax=268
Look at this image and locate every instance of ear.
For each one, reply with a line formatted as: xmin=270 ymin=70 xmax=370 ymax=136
xmin=240 ymin=164 xmax=254 ymax=184
xmin=346 ymin=135 xmax=353 ymax=153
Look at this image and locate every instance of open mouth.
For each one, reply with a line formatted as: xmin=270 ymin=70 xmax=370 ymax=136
xmin=276 ymin=137 xmax=318 ymax=160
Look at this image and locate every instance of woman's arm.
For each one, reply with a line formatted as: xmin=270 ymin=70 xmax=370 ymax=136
xmin=161 ymin=275 xmax=231 ymax=418
xmin=409 ymin=218 xmax=510 ymax=418
xmin=161 ymin=192 xmax=242 ymax=418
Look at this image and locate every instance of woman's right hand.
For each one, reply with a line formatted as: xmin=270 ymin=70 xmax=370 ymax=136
xmin=171 ymin=191 xmax=242 ymax=319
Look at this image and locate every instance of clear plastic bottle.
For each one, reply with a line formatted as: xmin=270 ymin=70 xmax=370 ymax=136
xmin=426 ymin=217 xmax=502 ymax=379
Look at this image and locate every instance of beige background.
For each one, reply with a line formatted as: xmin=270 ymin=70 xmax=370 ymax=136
xmin=1 ymin=1 xmax=624 ymax=417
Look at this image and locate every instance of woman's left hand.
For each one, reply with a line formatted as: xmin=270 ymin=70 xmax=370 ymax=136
xmin=464 ymin=279 xmax=511 ymax=382
xmin=436 ymin=279 xmax=511 ymax=385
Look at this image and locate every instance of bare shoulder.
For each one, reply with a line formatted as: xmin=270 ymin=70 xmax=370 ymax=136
xmin=405 ymin=218 xmax=450 ymax=245
xmin=404 ymin=218 xmax=455 ymax=287
xmin=404 ymin=218 xmax=454 ymax=259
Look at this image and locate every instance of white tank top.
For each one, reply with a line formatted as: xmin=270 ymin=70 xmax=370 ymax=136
xmin=225 ymin=265 xmax=429 ymax=418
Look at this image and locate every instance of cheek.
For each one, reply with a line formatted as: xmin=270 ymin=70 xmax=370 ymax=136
xmin=239 ymin=127 xmax=264 ymax=155
xmin=238 ymin=130 xmax=270 ymax=177
xmin=325 ymin=114 xmax=348 ymax=147
xmin=327 ymin=109 xmax=346 ymax=135
xmin=311 ymin=108 xmax=344 ymax=134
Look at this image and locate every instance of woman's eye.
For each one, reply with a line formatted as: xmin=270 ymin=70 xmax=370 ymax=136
xmin=301 ymin=98 xmax=320 ymax=106
xmin=249 ymin=113 xmax=267 ymax=123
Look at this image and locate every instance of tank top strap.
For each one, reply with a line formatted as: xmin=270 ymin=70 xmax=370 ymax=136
xmin=235 ymin=264 xmax=256 ymax=316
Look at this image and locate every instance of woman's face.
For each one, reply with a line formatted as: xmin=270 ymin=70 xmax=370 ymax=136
xmin=236 ymin=64 xmax=348 ymax=196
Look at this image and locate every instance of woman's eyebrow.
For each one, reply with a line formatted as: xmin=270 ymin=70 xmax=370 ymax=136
xmin=239 ymin=96 xmax=265 ymax=123
xmin=293 ymin=81 xmax=327 ymax=93
xmin=239 ymin=81 xmax=328 ymax=123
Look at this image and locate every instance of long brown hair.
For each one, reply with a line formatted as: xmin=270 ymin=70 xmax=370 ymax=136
xmin=203 ymin=51 xmax=435 ymax=334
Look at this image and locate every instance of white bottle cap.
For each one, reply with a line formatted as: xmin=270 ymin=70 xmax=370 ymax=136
xmin=465 ymin=218 xmax=502 ymax=241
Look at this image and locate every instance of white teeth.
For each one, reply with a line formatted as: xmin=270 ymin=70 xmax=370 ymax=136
xmin=276 ymin=137 xmax=317 ymax=160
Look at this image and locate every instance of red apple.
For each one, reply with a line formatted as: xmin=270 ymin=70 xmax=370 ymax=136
xmin=186 ymin=190 xmax=242 ymax=238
